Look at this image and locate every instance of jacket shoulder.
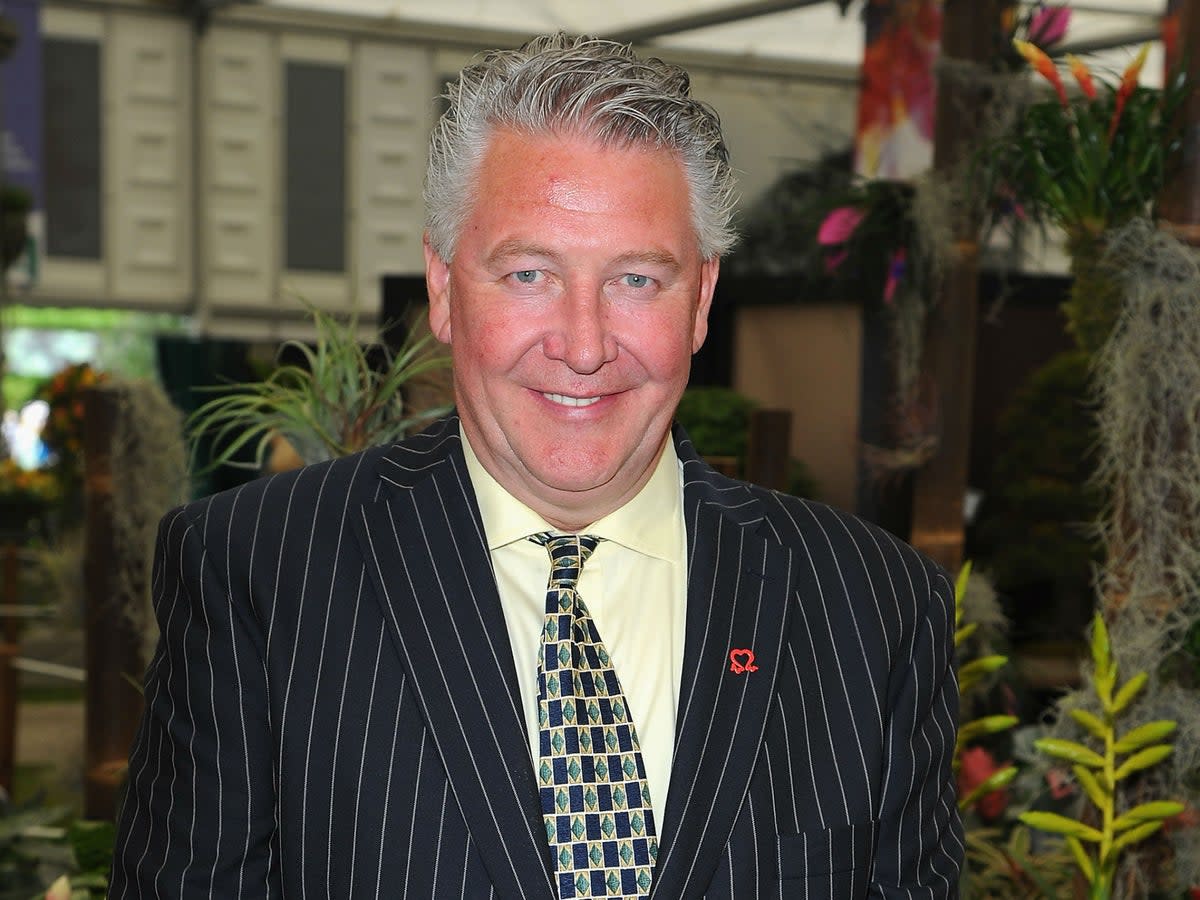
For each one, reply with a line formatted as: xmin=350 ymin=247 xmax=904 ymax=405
xmin=747 ymin=483 xmax=951 ymax=602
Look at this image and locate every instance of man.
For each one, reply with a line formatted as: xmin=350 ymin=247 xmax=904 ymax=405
xmin=111 ymin=34 xmax=962 ymax=899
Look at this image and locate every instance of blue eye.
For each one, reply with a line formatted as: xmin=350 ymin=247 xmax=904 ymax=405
xmin=513 ymin=270 xmax=540 ymax=284
xmin=623 ymin=274 xmax=650 ymax=288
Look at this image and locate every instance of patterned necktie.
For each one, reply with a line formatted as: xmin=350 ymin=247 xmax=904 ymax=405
xmin=531 ymin=532 xmax=658 ymax=899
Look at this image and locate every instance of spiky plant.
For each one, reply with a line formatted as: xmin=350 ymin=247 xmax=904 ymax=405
xmin=1019 ymin=614 xmax=1183 ymax=899
xmin=187 ymin=306 xmax=450 ymax=472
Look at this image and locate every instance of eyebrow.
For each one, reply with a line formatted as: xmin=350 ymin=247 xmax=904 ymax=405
xmin=485 ymin=240 xmax=683 ymax=276
xmin=485 ymin=239 xmax=562 ymax=268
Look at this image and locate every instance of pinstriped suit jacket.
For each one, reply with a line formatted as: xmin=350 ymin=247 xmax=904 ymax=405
xmin=110 ymin=414 xmax=963 ymax=899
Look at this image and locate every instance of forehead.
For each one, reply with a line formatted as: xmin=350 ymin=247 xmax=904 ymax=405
xmin=464 ymin=128 xmax=697 ymax=249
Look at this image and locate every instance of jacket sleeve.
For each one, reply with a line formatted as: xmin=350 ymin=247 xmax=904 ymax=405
xmin=110 ymin=501 xmax=281 ymax=899
xmin=871 ymin=558 xmax=964 ymax=898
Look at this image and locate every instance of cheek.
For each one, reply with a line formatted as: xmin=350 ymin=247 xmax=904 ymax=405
xmin=454 ymin=309 xmax=538 ymax=374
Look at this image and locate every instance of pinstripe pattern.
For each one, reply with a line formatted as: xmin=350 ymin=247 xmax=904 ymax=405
xmin=111 ymin=415 xmax=962 ymax=898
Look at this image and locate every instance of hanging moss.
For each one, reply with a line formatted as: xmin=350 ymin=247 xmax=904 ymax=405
xmin=1035 ymin=221 xmax=1200 ymax=895
xmin=108 ymin=379 xmax=189 ymax=661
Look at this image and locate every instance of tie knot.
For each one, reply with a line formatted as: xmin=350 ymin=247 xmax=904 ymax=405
xmin=530 ymin=532 xmax=602 ymax=587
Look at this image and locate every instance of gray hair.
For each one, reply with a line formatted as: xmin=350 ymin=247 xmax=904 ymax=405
xmin=424 ymin=33 xmax=737 ymax=261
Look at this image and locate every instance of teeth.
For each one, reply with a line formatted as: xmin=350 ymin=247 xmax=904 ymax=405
xmin=543 ymin=393 xmax=601 ymax=408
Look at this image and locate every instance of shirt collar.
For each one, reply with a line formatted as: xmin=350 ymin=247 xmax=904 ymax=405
xmin=460 ymin=426 xmax=682 ymax=562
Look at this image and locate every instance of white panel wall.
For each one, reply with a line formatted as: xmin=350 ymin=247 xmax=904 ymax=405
xmin=354 ymin=42 xmax=433 ymax=305
xmin=201 ymin=26 xmax=279 ymax=311
xmin=108 ymin=14 xmax=192 ymax=305
xmin=35 ymin=0 xmax=868 ymax=337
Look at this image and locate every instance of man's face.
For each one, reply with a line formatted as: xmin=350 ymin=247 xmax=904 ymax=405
xmin=425 ymin=129 xmax=718 ymax=528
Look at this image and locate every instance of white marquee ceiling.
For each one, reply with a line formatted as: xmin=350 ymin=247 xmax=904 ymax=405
xmin=264 ymin=0 xmax=1171 ymax=83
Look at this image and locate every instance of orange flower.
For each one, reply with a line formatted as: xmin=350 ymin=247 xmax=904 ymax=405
xmin=1066 ymin=54 xmax=1096 ymax=100
xmin=1014 ymin=39 xmax=1068 ymax=108
xmin=1109 ymin=44 xmax=1150 ymax=143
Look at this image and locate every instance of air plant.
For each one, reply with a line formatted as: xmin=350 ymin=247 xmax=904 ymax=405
xmin=187 ymin=306 xmax=450 ymax=472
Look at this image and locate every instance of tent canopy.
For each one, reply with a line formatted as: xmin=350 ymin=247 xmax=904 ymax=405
xmin=264 ymin=0 xmax=1171 ymax=84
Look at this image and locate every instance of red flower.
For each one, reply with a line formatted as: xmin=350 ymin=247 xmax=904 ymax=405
xmin=958 ymin=747 xmax=1009 ymax=820
xmin=1108 ymin=44 xmax=1150 ymax=143
xmin=1066 ymin=55 xmax=1097 ymax=101
xmin=1014 ymin=39 xmax=1068 ymax=108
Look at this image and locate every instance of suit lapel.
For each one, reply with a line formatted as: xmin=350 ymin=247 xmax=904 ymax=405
xmin=352 ymin=421 xmax=554 ymax=900
xmin=650 ymin=434 xmax=797 ymax=898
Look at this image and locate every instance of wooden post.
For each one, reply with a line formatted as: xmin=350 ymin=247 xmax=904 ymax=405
xmin=1159 ymin=0 xmax=1200 ymax=243
xmin=907 ymin=0 xmax=1008 ymax=572
xmin=82 ymin=386 xmax=147 ymax=820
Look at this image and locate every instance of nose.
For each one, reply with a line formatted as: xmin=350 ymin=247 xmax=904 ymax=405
xmin=543 ymin=285 xmax=618 ymax=374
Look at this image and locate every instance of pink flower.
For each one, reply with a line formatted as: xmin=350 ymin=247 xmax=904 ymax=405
xmin=1027 ymin=5 xmax=1071 ymax=48
xmin=817 ymin=206 xmax=865 ymax=246
xmin=1045 ymin=767 xmax=1076 ymax=800
xmin=824 ymin=249 xmax=849 ymax=274
xmin=883 ymin=248 xmax=907 ymax=305
xmin=958 ymin=747 xmax=1009 ymax=821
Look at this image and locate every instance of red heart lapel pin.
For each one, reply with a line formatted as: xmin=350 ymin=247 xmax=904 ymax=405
xmin=728 ymin=648 xmax=758 ymax=674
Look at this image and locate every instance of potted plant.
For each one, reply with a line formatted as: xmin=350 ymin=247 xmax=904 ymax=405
xmin=188 ymin=306 xmax=451 ymax=471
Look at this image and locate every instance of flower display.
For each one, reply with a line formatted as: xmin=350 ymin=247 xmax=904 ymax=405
xmin=986 ymin=44 xmax=1188 ymax=241
xmin=36 ymin=362 xmax=107 ymax=464
xmin=0 ymin=457 xmax=61 ymax=509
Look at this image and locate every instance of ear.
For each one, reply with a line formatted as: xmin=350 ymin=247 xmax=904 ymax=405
xmin=691 ymin=256 xmax=720 ymax=354
xmin=424 ymin=234 xmax=453 ymax=344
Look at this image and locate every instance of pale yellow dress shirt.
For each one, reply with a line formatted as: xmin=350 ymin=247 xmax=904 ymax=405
xmin=460 ymin=429 xmax=688 ymax=820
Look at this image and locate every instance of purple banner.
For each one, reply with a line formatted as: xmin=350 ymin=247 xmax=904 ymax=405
xmin=1 ymin=0 xmax=42 ymax=207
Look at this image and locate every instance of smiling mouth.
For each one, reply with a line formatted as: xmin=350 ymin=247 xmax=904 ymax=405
xmin=542 ymin=392 xmax=602 ymax=408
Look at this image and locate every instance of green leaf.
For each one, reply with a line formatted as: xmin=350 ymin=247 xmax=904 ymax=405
xmin=954 ymin=561 xmax=972 ymax=612
xmin=1034 ymin=737 xmax=1105 ymax=768
xmin=1111 ymin=672 xmax=1148 ymax=714
xmin=1091 ymin=611 xmax=1111 ymax=675
xmin=1065 ymin=836 xmax=1095 ymax=881
xmin=1113 ymin=720 xmax=1177 ymax=754
xmin=958 ymin=715 xmax=1020 ymax=745
xmin=1114 ymin=744 xmax=1173 ymax=781
xmin=1073 ymin=765 xmax=1109 ymax=810
xmin=1069 ymin=708 xmax=1108 ymax=740
xmin=958 ymin=655 xmax=1008 ymax=694
xmin=1112 ymin=801 xmax=1185 ymax=833
xmin=959 ymin=655 xmax=1008 ymax=680
xmin=959 ymin=765 xmax=1019 ymax=810
xmin=955 ymin=623 xmax=978 ymax=647
xmin=1106 ymin=820 xmax=1164 ymax=860
xmin=1019 ymin=811 xmax=1104 ymax=842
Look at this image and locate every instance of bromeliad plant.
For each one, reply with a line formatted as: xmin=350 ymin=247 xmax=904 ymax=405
xmin=997 ymin=43 xmax=1188 ymax=240
xmin=188 ymin=306 xmax=450 ymax=471
xmin=1019 ymin=614 xmax=1183 ymax=900
xmin=983 ymin=44 xmax=1189 ymax=353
